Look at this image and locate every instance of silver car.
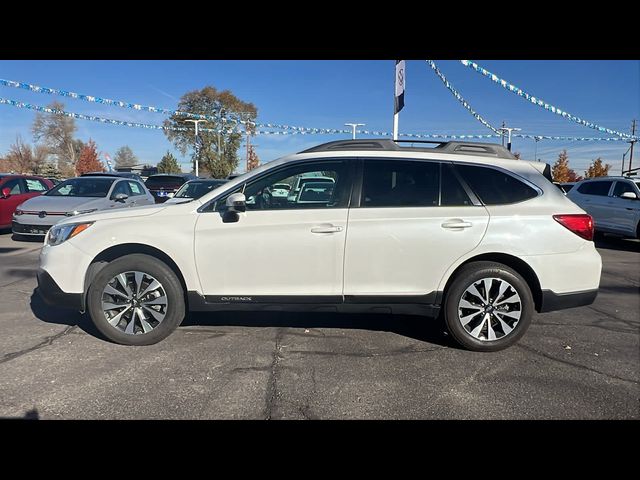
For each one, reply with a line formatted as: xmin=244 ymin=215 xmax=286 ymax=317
xmin=12 ymin=176 xmax=156 ymax=237
xmin=567 ymin=176 xmax=640 ymax=239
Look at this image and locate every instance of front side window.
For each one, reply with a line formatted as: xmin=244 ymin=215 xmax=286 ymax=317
xmin=215 ymin=160 xmax=349 ymax=211
xmin=361 ymin=160 xmax=439 ymax=207
xmin=455 ymin=164 xmax=538 ymax=205
xmin=2 ymin=179 xmax=25 ymax=195
xmin=110 ymin=181 xmax=131 ymax=198
xmin=577 ymin=181 xmax=613 ymax=196
xmin=612 ymin=181 xmax=634 ymax=197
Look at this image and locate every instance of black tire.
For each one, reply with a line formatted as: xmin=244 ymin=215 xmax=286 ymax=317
xmin=443 ymin=261 xmax=534 ymax=352
xmin=87 ymin=254 xmax=185 ymax=345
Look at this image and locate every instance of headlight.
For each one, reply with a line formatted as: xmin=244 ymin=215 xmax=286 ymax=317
xmin=65 ymin=208 xmax=98 ymax=217
xmin=46 ymin=222 xmax=93 ymax=246
xmin=14 ymin=209 xmax=23 ymax=216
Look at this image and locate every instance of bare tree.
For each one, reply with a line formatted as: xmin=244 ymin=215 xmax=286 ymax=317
xmin=5 ymin=135 xmax=34 ymax=173
xmin=32 ymin=101 xmax=82 ymax=172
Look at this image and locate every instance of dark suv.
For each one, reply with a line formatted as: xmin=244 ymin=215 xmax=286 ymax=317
xmin=145 ymin=174 xmax=197 ymax=203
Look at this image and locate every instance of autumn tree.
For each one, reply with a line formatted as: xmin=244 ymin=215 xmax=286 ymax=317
xmin=163 ymin=86 xmax=258 ymax=178
xmin=75 ymin=140 xmax=105 ymax=175
xmin=584 ymin=157 xmax=612 ymax=178
xmin=32 ymin=101 xmax=83 ymax=175
xmin=246 ymin=144 xmax=260 ymax=171
xmin=551 ymin=150 xmax=581 ymax=182
xmin=114 ymin=146 xmax=138 ymax=168
xmin=157 ymin=151 xmax=182 ymax=174
xmin=2 ymin=136 xmax=50 ymax=174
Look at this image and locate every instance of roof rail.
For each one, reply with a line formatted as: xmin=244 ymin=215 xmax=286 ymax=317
xmin=299 ymin=139 xmax=516 ymax=159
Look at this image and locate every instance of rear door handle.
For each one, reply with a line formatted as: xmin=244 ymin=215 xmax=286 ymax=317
xmin=441 ymin=220 xmax=473 ymax=229
xmin=311 ymin=224 xmax=343 ymax=234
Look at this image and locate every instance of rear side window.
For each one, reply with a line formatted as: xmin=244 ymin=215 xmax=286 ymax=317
xmin=577 ymin=181 xmax=613 ymax=196
xmin=455 ymin=164 xmax=538 ymax=205
xmin=25 ymin=178 xmax=48 ymax=192
xmin=361 ymin=160 xmax=439 ymax=207
xmin=127 ymin=181 xmax=145 ymax=196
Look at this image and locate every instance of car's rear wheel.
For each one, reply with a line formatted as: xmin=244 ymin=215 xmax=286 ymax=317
xmin=87 ymin=254 xmax=185 ymax=345
xmin=443 ymin=261 xmax=533 ymax=352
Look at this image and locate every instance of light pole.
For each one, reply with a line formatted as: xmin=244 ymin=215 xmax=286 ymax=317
xmin=345 ymin=123 xmax=365 ymax=140
xmin=498 ymin=126 xmax=521 ymax=152
xmin=184 ymin=119 xmax=208 ymax=176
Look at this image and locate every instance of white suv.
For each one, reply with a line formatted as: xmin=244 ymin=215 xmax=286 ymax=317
xmin=566 ymin=176 xmax=640 ymax=239
xmin=37 ymin=140 xmax=602 ymax=351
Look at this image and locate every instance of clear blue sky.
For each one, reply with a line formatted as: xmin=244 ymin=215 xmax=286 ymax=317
xmin=0 ymin=60 xmax=638 ymax=174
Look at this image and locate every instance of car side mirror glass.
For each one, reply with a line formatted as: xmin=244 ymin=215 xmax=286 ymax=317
xmin=1 ymin=187 xmax=10 ymax=199
xmin=113 ymin=193 xmax=128 ymax=202
xmin=225 ymin=192 xmax=246 ymax=213
xmin=620 ymin=191 xmax=638 ymax=200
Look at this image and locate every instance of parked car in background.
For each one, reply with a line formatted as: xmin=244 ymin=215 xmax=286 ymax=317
xmin=0 ymin=174 xmax=54 ymax=229
xmin=165 ymin=179 xmax=228 ymax=204
xmin=145 ymin=174 xmax=197 ymax=203
xmin=554 ymin=182 xmax=576 ymax=194
xmin=37 ymin=139 xmax=601 ymax=351
xmin=287 ymin=175 xmax=335 ymax=203
xmin=12 ymin=176 xmax=155 ymax=238
xmin=46 ymin=178 xmax=63 ymax=186
xmin=567 ymin=176 xmax=640 ymax=239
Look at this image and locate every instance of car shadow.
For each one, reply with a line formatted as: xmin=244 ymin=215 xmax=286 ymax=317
xmin=30 ymin=287 xmax=453 ymax=347
xmin=595 ymin=235 xmax=640 ymax=253
xmin=182 ymin=310 xmax=454 ymax=347
xmin=29 ymin=289 xmax=105 ymax=340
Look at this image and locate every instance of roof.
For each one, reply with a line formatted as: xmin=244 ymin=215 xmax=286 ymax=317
xmin=299 ymin=139 xmax=517 ymax=160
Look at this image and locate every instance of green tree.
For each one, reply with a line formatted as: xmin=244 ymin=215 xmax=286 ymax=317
xmin=75 ymin=139 xmax=105 ymax=175
xmin=157 ymin=151 xmax=182 ymax=174
xmin=551 ymin=150 xmax=580 ymax=182
xmin=39 ymin=161 xmax=62 ymax=179
xmin=114 ymin=145 xmax=138 ymax=168
xmin=163 ymin=86 xmax=257 ymax=178
xmin=32 ymin=101 xmax=82 ymax=174
xmin=584 ymin=157 xmax=612 ymax=178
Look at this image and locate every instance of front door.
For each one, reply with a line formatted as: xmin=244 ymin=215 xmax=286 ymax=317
xmin=607 ymin=181 xmax=640 ymax=235
xmin=194 ymin=159 xmax=352 ymax=298
xmin=343 ymin=159 xmax=489 ymax=298
xmin=0 ymin=178 xmax=30 ymax=227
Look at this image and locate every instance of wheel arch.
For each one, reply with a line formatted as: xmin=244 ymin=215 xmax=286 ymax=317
xmin=438 ymin=252 xmax=543 ymax=312
xmin=82 ymin=243 xmax=189 ymax=311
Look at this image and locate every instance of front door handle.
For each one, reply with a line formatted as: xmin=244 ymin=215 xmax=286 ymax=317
xmin=441 ymin=220 xmax=473 ymax=229
xmin=311 ymin=224 xmax=343 ymax=234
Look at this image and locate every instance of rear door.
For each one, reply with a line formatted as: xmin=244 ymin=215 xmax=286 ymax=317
xmin=343 ymin=159 xmax=489 ymax=299
xmin=573 ymin=180 xmax=614 ymax=229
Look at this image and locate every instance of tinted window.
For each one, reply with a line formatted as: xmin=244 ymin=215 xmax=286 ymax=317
xmin=612 ymin=181 xmax=634 ymax=197
xmin=2 ymin=178 xmax=25 ymax=195
xmin=215 ymin=161 xmax=349 ymax=211
xmin=577 ymin=181 xmax=613 ymax=196
xmin=127 ymin=181 xmax=145 ymax=196
xmin=362 ymin=160 xmax=439 ymax=207
xmin=25 ymin=178 xmax=48 ymax=192
xmin=145 ymin=176 xmax=187 ymax=188
xmin=46 ymin=178 xmax=115 ymax=197
xmin=175 ymin=180 xmax=226 ymax=199
xmin=455 ymin=165 xmax=538 ymax=205
xmin=441 ymin=164 xmax=473 ymax=206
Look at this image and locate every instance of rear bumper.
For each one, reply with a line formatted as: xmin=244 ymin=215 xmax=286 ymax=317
xmin=36 ymin=269 xmax=83 ymax=311
xmin=539 ymin=289 xmax=598 ymax=313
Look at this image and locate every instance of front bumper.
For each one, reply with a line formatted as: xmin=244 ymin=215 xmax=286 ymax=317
xmin=12 ymin=220 xmax=52 ymax=236
xmin=539 ymin=289 xmax=598 ymax=313
xmin=36 ymin=269 xmax=83 ymax=311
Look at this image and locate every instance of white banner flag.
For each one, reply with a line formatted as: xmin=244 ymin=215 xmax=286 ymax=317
xmin=395 ymin=60 xmax=405 ymax=114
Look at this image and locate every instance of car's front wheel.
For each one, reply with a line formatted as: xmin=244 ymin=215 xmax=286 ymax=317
xmin=87 ymin=254 xmax=185 ymax=345
xmin=443 ymin=261 xmax=534 ymax=352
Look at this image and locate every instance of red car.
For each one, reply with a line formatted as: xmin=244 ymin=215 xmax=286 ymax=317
xmin=0 ymin=174 xmax=54 ymax=229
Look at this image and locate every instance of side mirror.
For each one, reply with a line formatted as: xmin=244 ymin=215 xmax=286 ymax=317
xmin=620 ymin=191 xmax=638 ymax=200
xmin=113 ymin=193 xmax=128 ymax=202
xmin=167 ymin=192 xmax=175 ymax=198
xmin=1 ymin=187 xmax=10 ymax=199
xmin=225 ymin=192 xmax=246 ymax=213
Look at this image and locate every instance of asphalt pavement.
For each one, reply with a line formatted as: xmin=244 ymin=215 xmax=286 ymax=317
xmin=0 ymin=230 xmax=638 ymax=419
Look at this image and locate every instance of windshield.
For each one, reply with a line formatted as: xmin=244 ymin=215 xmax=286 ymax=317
xmin=45 ymin=177 xmax=115 ymax=197
xmin=175 ymin=180 xmax=226 ymax=199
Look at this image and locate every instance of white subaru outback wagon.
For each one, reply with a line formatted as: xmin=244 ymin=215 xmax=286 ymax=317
xmin=37 ymin=139 xmax=602 ymax=351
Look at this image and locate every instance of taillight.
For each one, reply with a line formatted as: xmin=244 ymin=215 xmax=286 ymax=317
xmin=553 ymin=214 xmax=594 ymax=241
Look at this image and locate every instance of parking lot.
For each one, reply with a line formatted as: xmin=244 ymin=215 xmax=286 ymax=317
xmin=0 ymin=231 xmax=638 ymax=420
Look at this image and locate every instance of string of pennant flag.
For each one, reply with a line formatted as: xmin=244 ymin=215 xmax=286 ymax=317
xmin=458 ymin=60 xmax=636 ymax=140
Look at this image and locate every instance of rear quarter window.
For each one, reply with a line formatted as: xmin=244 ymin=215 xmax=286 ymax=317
xmin=454 ymin=164 xmax=538 ymax=205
